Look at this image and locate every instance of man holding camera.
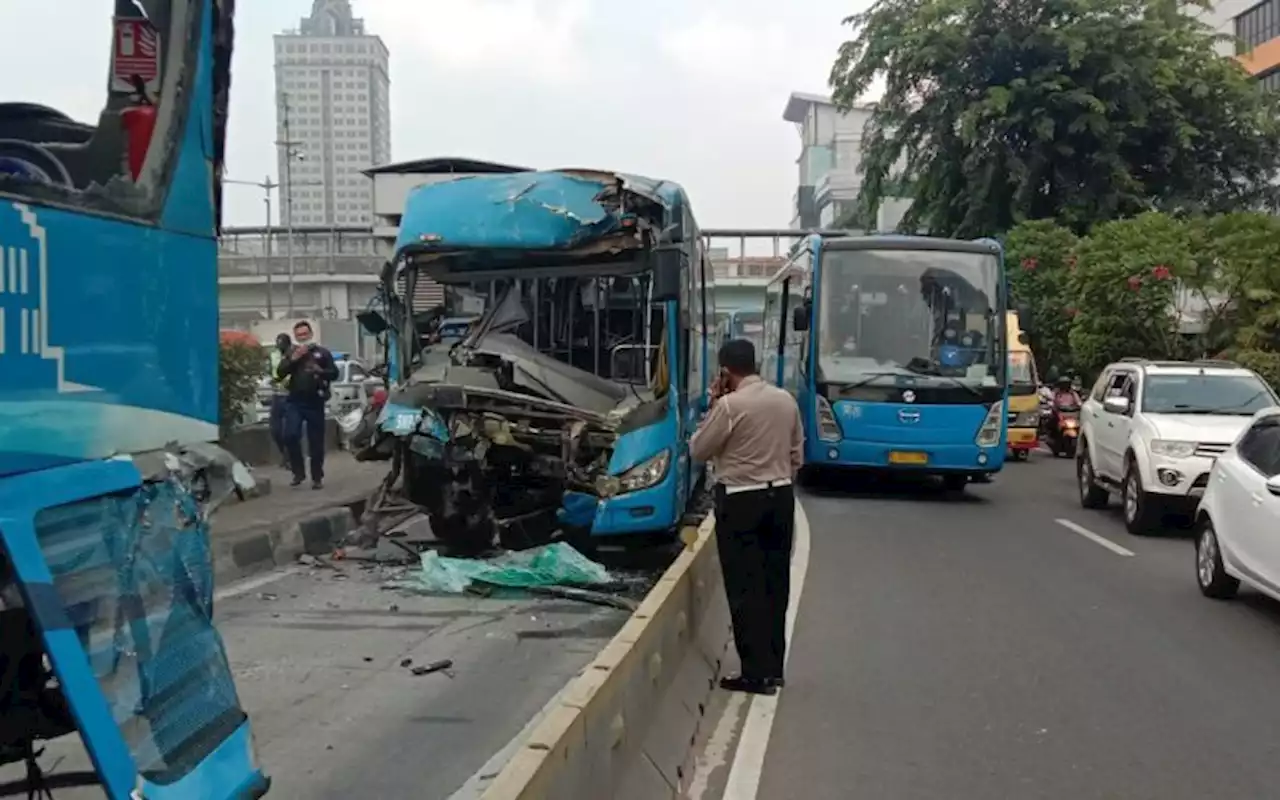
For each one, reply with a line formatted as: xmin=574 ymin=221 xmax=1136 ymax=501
xmin=275 ymin=320 xmax=339 ymax=489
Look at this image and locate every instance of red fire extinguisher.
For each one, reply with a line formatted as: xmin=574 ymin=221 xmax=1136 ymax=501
xmin=120 ymin=74 xmax=157 ymax=181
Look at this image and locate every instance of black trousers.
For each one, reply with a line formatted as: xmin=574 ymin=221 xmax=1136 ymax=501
xmin=715 ymin=484 xmax=795 ymax=681
xmin=284 ymin=399 xmax=327 ymax=481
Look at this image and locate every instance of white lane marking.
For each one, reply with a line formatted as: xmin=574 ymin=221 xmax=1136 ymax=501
xmin=686 ymin=692 xmax=748 ymax=799
xmin=213 ymin=566 xmax=301 ymax=602
xmin=722 ymin=498 xmax=813 ymax=800
xmin=1054 ymin=518 xmax=1136 ymax=557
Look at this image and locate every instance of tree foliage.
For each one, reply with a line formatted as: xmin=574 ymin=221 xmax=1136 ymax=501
xmin=219 ymin=341 xmax=265 ymax=436
xmin=1005 ymin=212 xmax=1280 ymax=390
xmin=1066 ymin=213 xmax=1195 ymax=377
xmin=829 ymin=0 xmax=1280 ymax=238
xmin=1004 ymin=220 xmax=1077 ymax=377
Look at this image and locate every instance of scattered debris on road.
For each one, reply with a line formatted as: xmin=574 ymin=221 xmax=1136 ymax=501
xmin=409 ymin=659 xmax=453 ymax=677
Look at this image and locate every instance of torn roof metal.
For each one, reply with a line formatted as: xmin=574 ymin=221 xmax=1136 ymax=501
xmin=392 ymin=169 xmax=687 ymax=273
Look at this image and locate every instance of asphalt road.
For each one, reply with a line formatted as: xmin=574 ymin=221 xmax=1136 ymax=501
xmin=2 ymin=558 xmax=632 ymax=799
xmin=749 ymin=452 xmax=1280 ymax=800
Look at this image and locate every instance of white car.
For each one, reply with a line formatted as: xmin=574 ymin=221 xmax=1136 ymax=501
xmin=1195 ymin=407 xmax=1280 ymax=600
xmin=1076 ymin=359 xmax=1278 ymax=534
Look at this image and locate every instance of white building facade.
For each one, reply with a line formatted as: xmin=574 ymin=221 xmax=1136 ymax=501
xmin=783 ymin=92 xmax=911 ymax=233
xmin=274 ymin=0 xmax=391 ymax=228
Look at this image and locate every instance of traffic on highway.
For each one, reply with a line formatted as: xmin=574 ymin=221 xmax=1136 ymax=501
xmin=686 ymin=354 xmax=1280 ymax=800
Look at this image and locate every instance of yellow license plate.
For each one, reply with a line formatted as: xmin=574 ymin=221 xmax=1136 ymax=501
xmin=889 ymin=451 xmax=929 ymax=465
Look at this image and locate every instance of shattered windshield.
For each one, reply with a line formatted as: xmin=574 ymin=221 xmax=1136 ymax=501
xmin=817 ymin=247 xmax=1004 ymax=388
xmin=30 ymin=483 xmax=249 ymax=783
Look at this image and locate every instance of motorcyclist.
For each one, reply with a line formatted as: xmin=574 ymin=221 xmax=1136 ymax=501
xmin=1052 ymin=375 xmax=1081 ymax=410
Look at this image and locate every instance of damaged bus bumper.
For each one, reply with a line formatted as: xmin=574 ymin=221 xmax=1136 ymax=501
xmin=366 ymin=389 xmax=681 ymax=551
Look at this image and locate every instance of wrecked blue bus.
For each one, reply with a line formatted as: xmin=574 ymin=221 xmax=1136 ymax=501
xmin=0 ymin=2 xmax=268 ymax=798
xmin=361 ymin=168 xmax=715 ymax=551
xmin=764 ymin=234 xmax=1009 ymax=490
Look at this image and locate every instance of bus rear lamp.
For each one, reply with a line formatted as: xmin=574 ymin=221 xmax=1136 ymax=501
xmin=815 ymin=396 xmax=842 ymax=441
xmin=975 ymin=400 xmax=1005 ymax=447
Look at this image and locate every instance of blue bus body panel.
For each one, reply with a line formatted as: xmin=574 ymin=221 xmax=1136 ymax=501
xmin=593 ymin=404 xmax=686 ymax=537
xmin=807 ymin=400 xmax=1006 ymax=471
xmin=395 ymin=170 xmax=666 ymax=256
xmin=0 ymin=205 xmax=220 ymax=478
xmin=0 ymin=1 xmax=220 ymax=479
xmin=591 ymin=394 xmax=684 ymax=536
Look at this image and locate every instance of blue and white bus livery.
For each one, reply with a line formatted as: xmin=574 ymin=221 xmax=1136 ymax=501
xmin=764 ymin=234 xmax=1010 ymax=490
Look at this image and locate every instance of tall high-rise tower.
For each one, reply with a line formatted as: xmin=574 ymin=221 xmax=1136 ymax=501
xmin=273 ymin=0 xmax=390 ymax=227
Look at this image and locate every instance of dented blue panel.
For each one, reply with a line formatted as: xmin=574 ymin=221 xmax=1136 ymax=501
xmin=394 ymin=170 xmax=637 ymax=254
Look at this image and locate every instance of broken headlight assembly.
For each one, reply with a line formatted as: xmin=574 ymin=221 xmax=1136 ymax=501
xmin=596 ymin=449 xmax=670 ymax=498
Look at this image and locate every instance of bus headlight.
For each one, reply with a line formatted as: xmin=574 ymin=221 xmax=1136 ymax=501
xmin=601 ymin=449 xmax=671 ymax=496
xmin=815 ymin=396 xmax=843 ymax=441
xmin=975 ymin=400 xmax=1005 ymax=447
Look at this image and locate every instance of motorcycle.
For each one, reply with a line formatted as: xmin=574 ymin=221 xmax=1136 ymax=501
xmin=1046 ymin=405 xmax=1080 ymax=457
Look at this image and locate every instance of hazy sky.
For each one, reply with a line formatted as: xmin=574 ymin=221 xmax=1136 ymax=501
xmin=0 ymin=1 xmax=862 ymax=229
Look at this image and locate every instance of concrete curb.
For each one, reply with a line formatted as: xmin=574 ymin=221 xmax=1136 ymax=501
xmin=481 ymin=514 xmax=732 ymax=800
xmin=210 ymin=493 xmax=369 ymax=586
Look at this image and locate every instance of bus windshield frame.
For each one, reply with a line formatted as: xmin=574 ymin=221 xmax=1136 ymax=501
xmin=815 ymin=245 xmax=1005 ymax=389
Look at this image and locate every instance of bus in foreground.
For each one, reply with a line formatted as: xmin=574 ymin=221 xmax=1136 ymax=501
xmin=360 ymin=168 xmax=715 ymax=551
xmin=762 ymin=234 xmax=1009 ymax=490
xmin=0 ymin=2 xmax=268 ymax=797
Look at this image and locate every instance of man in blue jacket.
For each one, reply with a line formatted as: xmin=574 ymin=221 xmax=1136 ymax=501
xmin=275 ymin=320 xmax=339 ymax=489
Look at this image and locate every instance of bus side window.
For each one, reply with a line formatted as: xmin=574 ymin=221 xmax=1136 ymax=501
xmin=0 ymin=5 xmax=187 ymax=219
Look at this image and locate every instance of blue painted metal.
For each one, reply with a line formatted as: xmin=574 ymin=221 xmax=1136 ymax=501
xmin=0 ymin=3 xmax=267 ymax=796
xmin=0 ymin=7 xmax=223 ymax=478
xmin=396 ymin=170 xmax=644 ymax=254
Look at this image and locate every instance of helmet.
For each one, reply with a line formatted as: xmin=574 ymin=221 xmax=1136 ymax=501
xmin=1055 ymin=375 xmax=1072 ymax=389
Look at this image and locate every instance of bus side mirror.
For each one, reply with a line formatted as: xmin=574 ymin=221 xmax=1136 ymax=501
xmin=792 ymin=303 xmax=810 ymax=332
xmin=652 ymin=247 xmax=683 ymax=301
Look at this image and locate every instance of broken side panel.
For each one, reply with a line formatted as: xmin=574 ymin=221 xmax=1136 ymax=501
xmin=0 ymin=451 xmax=268 ymax=799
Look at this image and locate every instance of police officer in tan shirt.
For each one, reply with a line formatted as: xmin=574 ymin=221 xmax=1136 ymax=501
xmin=691 ymin=339 xmax=804 ymax=696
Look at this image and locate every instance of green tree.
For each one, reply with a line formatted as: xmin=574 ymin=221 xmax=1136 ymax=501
xmin=1200 ymin=212 xmax=1280 ymax=389
xmin=219 ymin=340 xmax=265 ymax=436
xmin=1003 ymin=220 xmax=1078 ymax=377
xmin=829 ymin=0 xmax=1280 ymax=238
xmin=1066 ymin=213 xmax=1195 ymax=377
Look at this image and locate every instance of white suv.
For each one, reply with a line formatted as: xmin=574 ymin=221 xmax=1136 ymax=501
xmin=1076 ymin=359 xmax=1279 ymax=534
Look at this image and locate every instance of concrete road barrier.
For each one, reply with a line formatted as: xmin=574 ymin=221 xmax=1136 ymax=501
xmin=482 ymin=514 xmax=731 ymax=800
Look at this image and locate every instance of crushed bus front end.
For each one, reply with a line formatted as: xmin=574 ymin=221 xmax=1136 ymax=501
xmin=354 ymin=169 xmax=696 ymax=552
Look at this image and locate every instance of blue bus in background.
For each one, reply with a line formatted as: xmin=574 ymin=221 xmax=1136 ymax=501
xmin=371 ymin=168 xmax=715 ymax=550
xmin=0 ymin=2 xmax=268 ymax=798
xmin=715 ymin=307 xmax=764 ymax=352
xmin=762 ymin=234 xmax=1009 ymax=490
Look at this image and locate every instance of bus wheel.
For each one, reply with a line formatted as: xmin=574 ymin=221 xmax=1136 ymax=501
xmin=941 ymin=474 xmax=967 ymax=492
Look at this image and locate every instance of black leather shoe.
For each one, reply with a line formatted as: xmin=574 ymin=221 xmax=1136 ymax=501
xmin=290 ymin=476 xmax=304 ymax=487
xmin=768 ymin=677 xmax=786 ymax=688
xmin=719 ymin=675 xmax=777 ymax=695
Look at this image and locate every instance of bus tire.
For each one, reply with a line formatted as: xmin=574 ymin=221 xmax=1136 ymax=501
xmin=941 ymin=474 xmax=967 ymax=492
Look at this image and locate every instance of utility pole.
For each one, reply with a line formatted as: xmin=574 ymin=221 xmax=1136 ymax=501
xmin=224 ymin=175 xmax=280 ymax=318
xmin=277 ymin=91 xmax=305 ymax=317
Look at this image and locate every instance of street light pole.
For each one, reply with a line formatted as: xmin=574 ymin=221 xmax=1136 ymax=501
xmin=224 ymin=176 xmax=279 ymax=319
xmin=277 ymin=91 xmax=304 ymax=317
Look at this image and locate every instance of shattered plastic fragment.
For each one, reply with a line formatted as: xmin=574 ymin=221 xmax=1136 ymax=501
xmin=394 ymin=543 xmax=613 ymax=594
